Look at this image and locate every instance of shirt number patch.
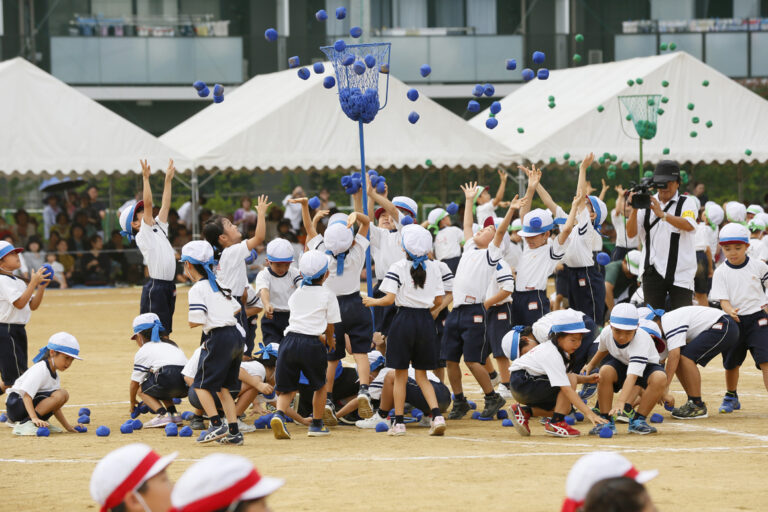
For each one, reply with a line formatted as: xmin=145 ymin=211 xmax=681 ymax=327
xmin=578 ymin=278 xmax=587 ymax=287
xmin=465 ymin=295 xmax=476 ymax=304
xmin=473 ymin=315 xmax=483 ymax=324
xmin=712 ymin=322 xmax=723 ymax=330
xmin=497 ymin=312 xmax=508 ymax=320
xmin=759 ymin=318 xmax=768 ymax=327
xmin=528 ymin=301 xmax=538 ymax=311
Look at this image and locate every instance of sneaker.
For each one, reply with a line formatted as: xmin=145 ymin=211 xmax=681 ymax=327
xmin=418 ymin=415 xmax=432 ymax=427
xmin=144 ymin=414 xmax=172 ymax=428
xmin=270 ymin=413 xmax=291 ymax=440
xmin=4 ymin=420 xmax=17 ymax=428
xmin=171 ymin=414 xmax=183 ymax=424
xmin=497 ymin=383 xmax=513 ymax=399
xmin=48 ymin=424 xmax=64 ymax=433
xmin=388 ymin=422 xmax=406 ymax=436
xmin=539 ymin=417 xmax=550 ymax=425
xmin=308 ymin=424 xmax=331 ymax=437
xmin=628 ymin=417 xmax=657 ymax=435
xmin=355 ymin=411 xmax=385 ymax=429
xmin=579 ymin=382 xmax=597 ymax=401
xmin=357 ymin=389 xmax=374 ymax=419
xmin=447 ymin=399 xmax=471 ymax=420
xmin=510 ymin=404 xmax=531 ymax=437
xmin=338 ymin=411 xmax=361 ymax=425
xmin=544 ymin=420 xmax=581 ymax=437
xmin=480 ymin=393 xmax=506 ymax=419
xmin=719 ymin=395 xmax=741 ymax=414
xmin=672 ymin=400 xmax=708 ymax=420
xmin=237 ymin=419 xmax=257 ymax=433
xmin=615 ymin=408 xmax=635 ymax=424
xmin=429 ymin=416 xmax=446 ymax=436
xmin=588 ymin=419 xmax=616 ymax=435
xmin=490 ymin=372 xmax=501 ymax=388
xmin=216 ymin=431 xmax=244 ymax=445
xmin=12 ymin=421 xmax=38 ymax=436
xmin=323 ymin=400 xmax=338 ymax=426
xmin=196 ymin=423 xmax=228 ymax=443
xmin=189 ymin=415 xmax=207 ymax=430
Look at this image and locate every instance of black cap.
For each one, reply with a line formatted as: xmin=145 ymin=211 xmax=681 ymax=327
xmin=653 ymin=160 xmax=680 ymax=182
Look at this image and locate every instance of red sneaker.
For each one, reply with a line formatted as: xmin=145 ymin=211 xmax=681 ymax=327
xmin=544 ymin=420 xmax=581 ymax=437
xmin=510 ymin=404 xmax=531 ymax=437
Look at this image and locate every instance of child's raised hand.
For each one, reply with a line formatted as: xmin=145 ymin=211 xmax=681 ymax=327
xmin=580 ymin=152 xmax=595 ymax=170
xmin=526 ymin=166 xmax=542 ymax=189
xmin=586 ymin=181 xmax=597 ymax=195
xmin=509 ymin=194 xmax=527 ymax=211
xmin=346 ymin=212 xmax=358 ymax=229
xmin=460 ymin=182 xmax=478 ymax=200
xmin=140 ymin=159 xmax=150 ymax=179
xmin=615 ymin=184 xmax=626 ymax=195
xmin=288 ymin=197 xmax=308 ymax=205
xmin=312 ymin=209 xmax=329 ymax=224
xmin=497 ymin=168 xmax=508 ymax=181
xmin=165 ymin=158 xmax=175 ymax=181
xmin=256 ymin=195 xmax=272 ymax=215
xmin=601 ymin=178 xmax=609 ymax=193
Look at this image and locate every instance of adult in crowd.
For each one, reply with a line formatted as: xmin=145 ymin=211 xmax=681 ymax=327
xmin=626 ymin=161 xmax=697 ymax=311
xmin=42 ymin=195 xmax=61 ymax=240
xmin=282 ymin=185 xmax=305 ymax=233
xmin=11 ymin=208 xmax=36 ymax=247
xmin=86 ymin=185 xmax=106 ymax=235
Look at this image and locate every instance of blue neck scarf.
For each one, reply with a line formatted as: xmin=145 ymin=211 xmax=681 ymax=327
xmin=255 ymin=342 xmax=279 ymax=360
xmin=180 ymin=255 xmax=219 ymax=292
xmin=302 ymin=261 xmax=329 ymax=287
xmin=325 ymin=250 xmax=347 ymax=276
xmin=403 ymin=246 xmax=428 ymax=271
xmin=133 ymin=320 xmax=165 ymax=342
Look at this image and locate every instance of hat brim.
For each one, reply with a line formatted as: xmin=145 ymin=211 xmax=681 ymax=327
xmin=2 ymin=248 xmax=24 ymax=256
xmin=635 ymin=469 xmax=659 ymax=484
xmin=144 ymin=452 xmax=177 ymax=485
xmin=61 ymin=351 xmax=83 ymax=360
xmin=238 ymin=476 xmax=285 ymax=501
xmin=652 ymin=175 xmax=678 ymax=183
xmin=561 ymin=327 xmax=591 ymax=334
xmin=519 ymin=230 xmax=548 ymax=238
xmin=609 ymin=322 xmax=638 ymax=330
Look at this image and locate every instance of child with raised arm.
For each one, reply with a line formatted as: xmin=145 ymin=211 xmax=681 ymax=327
xmin=474 ymin=168 xmax=508 ymax=226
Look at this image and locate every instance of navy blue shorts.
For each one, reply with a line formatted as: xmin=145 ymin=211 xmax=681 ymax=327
xmin=441 ymin=304 xmax=489 ymax=364
xmin=730 ymin=310 xmax=768 ymax=369
xmin=297 ymin=366 xmax=358 ymax=416
xmin=511 ymin=290 xmax=550 ymax=327
xmin=555 ymin=268 xmax=568 ymax=296
xmin=276 ymin=332 xmax=328 ymax=392
xmin=192 ymin=326 xmax=244 ymax=392
xmin=442 ymin=256 xmax=461 ymax=275
xmin=141 ymin=365 xmax=188 ymax=399
xmin=405 ymin=377 xmax=451 ymax=413
xmin=602 ymin=356 xmax=665 ymax=392
xmin=187 ymin=385 xmax=240 ymax=411
xmin=372 ymin=281 xmax=397 ymax=336
xmin=140 ymin=279 xmax=176 ymax=334
xmin=486 ymin=303 xmax=513 ymax=358
xmin=509 ymin=369 xmax=559 ymax=411
xmin=329 ymin=293 xmax=373 ymax=360
xmin=386 ymin=307 xmax=438 ymax=370
xmin=681 ymin=315 xmax=741 ymax=369
xmin=6 ymin=390 xmax=54 ymax=423
xmin=434 ymin=308 xmax=448 ymax=368
xmin=566 ymin=265 xmax=606 ymax=326
xmin=232 ymin=295 xmax=250 ymax=357
xmin=245 ymin=314 xmax=259 ymax=360
xmin=260 ymin=311 xmax=290 ymax=345
xmin=611 ymin=246 xmax=631 ymax=262
xmin=693 ymin=251 xmax=712 ymax=295
xmin=0 ymin=323 xmax=28 ymax=387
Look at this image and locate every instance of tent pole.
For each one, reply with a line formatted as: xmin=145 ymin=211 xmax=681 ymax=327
xmin=638 ymin=138 xmax=644 ymax=180
xmin=358 ymin=120 xmax=374 ymax=323
xmin=737 ymin=162 xmax=744 ymax=202
xmin=108 ymin=175 xmax=115 ymax=235
xmin=191 ymin=168 xmax=199 ymax=240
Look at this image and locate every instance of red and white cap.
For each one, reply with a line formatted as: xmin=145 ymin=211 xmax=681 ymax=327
xmin=561 ymin=451 xmax=658 ymax=512
xmin=0 ymin=241 xmax=23 ymax=259
xmin=171 ymin=454 xmax=284 ymax=512
xmin=90 ymin=443 xmax=177 ymax=512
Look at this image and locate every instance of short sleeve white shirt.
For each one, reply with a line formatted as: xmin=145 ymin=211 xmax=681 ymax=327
xmin=661 ymin=306 xmax=726 ymax=351
xmin=476 ymin=201 xmax=496 ymax=227
xmin=515 ymin=236 xmax=570 ymax=291
xmin=435 ymin=260 xmax=455 ymax=292
xmin=369 ymin=226 xmax=404 ymax=281
xmin=241 ymin=360 xmax=267 ymax=380
xmin=0 ymin=274 xmax=30 ymax=324
xmin=307 ymin=234 xmax=370 ymax=296
xmin=188 ymin=280 xmax=240 ymax=334
xmin=216 ymin=241 xmax=250 ymax=298
xmin=136 ymin=217 xmax=177 ymax=281
xmin=254 ymin=267 xmax=301 ymax=311
xmin=131 ymin=342 xmax=188 ymax=383
xmin=612 ymin=211 xmax=638 ymax=249
xmin=710 ymin=257 xmax=768 ymax=315
xmin=182 ymin=347 xmax=202 ymax=379
xmin=485 ymin=259 xmax=515 ymax=305
xmin=563 ymin=209 xmax=596 ymax=268
xmin=452 ymin=239 xmax=503 ymax=306
xmin=285 ymin=286 xmax=342 ymax=336
xmin=694 ymin=223 xmax=710 ymax=251
xmin=380 ymin=259 xmax=444 ymax=309
xmin=509 ymin=341 xmax=571 ymax=387
xmin=434 ymin=226 xmax=464 ymax=261
xmin=597 ymin=326 xmax=659 ymax=376
xmin=8 ymin=360 xmax=60 ymax=398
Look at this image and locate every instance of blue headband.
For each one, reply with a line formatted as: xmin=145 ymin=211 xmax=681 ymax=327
xmin=0 ymin=245 xmax=19 ymax=259
xmin=610 ymin=315 xmax=639 ymax=327
xmin=402 ymin=242 xmax=428 ymax=271
xmin=330 ymin=220 xmax=348 ymax=227
xmin=369 ymin=355 xmax=385 ymax=372
xmin=551 ymin=321 xmax=587 ymax=333
xmin=645 ymin=307 xmax=665 ymax=320
xmin=393 ymin=200 xmax=416 ymax=217
xmin=522 ymin=222 xmax=554 ymax=234
xmin=640 ymin=326 xmax=661 ymax=339
xmin=180 ymin=255 xmax=219 ymax=292
xmin=120 ymin=203 xmax=140 ymax=241
xmin=508 ymin=325 xmax=524 ymax=361
xmin=588 ymin=196 xmax=604 ymax=231
xmin=133 ymin=320 xmax=165 ymax=342
xmin=302 ymin=261 xmax=329 ymax=286
xmin=266 ymin=253 xmax=293 ymax=262
xmin=33 ymin=342 xmax=80 ymax=363
xmin=255 ymin=342 xmax=278 ymax=360
xmin=325 ymin=250 xmax=347 ymax=276
xmin=720 ymin=237 xmax=749 ymax=244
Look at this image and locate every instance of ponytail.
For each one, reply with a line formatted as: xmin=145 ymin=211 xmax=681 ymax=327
xmin=191 ymin=262 xmax=232 ymax=300
xmin=406 ymin=254 xmax=426 ymax=288
xmin=548 ymin=332 xmax=573 ymax=372
xmin=202 ymin=216 xmax=225 ymax=260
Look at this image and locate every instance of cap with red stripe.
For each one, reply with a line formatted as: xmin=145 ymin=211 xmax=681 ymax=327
xmin=90 ymin=444 xmax=177 ymax=511
xmin=171 ymin=454 xmax=284 ymax=512
xmin=561 ymin=451 xmax=658 ymax=512
xmin=0 ymin=241 xmax=23 ymax=259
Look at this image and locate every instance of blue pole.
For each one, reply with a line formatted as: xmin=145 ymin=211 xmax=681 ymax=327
xmin=358 ymin=120 xmax=375 ymax=323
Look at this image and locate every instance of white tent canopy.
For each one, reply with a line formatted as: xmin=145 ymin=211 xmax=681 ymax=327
xmin=0 ymin=57 xmax=190 ymax=176
xmin=469 ymin=52 xmax=768 ymax=166
xmin=161 ymin=65 xmax=515 ymax=171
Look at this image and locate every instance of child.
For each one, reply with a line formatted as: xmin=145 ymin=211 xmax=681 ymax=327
xmin=170 ymin=454 xmax=283 ymax=512
xmin=90 ymin=443 xmax=176 ymax=512
xmin=474 ymin=168 xmax=508 ymax=226
xmin=583 ymin=304 xmax=666 ymax=435
xmin=427 ymin=207 xmax=463 ymax=273
xmin=295 ymin=197 xmax=375 ymax=418
xmin=270 ymin=250 xmax=340 ymax=439
xmin=694 ymin=203 xmax=720 ymax=306
xmin=431 ymin=258 xmax=454 ymax=382
xmin=255 ymin=238 xmax=301 ymax=346
xmin=128 ymin=313 xmax=188 ymax=428
xmin=363 ymin=224 xmax=447 ymax=436
xmin=508 ymin=310 xmax=606 ymax=437
xmin=44 ymin=252 xmax=67 ymax=289
xmin=23 ymin=237 xmax=45 ymax=272
xmin=180 ymin=240 xmax=244 ymax=445
xmin=611 ymin=185 xmax=640 ymax=261
xmin=203 ymin=195 xmax=270 ymax=357
xmin=119 ymin=159 xmax=178 ymax=335
xmin=0 ymin=241 xmax=51 ymax=392
xmin=5 ymin=332 xmax=82 ymax=435
xmin=442 ymin=183 xmax=526 ymax=420
xmin=709 ymin=222 xmax=768 ymax=413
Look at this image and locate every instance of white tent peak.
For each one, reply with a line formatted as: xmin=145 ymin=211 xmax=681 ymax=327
xmin=0 ymin=57 xmax=191 ymax=176
xmin=470 ymin=51 xmax=767 ymax=166
xmin=161 ymin=64 xmax=515 ymax=171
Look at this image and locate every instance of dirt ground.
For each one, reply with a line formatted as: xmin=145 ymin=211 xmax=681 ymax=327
xmin=2 ymin=287 xmax=767 ymax=511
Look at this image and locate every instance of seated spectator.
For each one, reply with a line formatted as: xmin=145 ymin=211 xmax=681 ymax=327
xmin=86 ymin=185 xmax=106 ymax=232
xmin=46 ymin=230 xmax=62 ymax=253
xmin=68 ymin=224 xmax=87 ymax=253
xmin=42 ymin=195 xmax=61 ymax=239
xmin=276 ymin=218 xmax=298 ymax=244
xmin=64 ymin=190 xmax=80 ymax=219
xmin=234 ymin=197 xmax=257 ymax=235
xmin=172 ymin=225 xmax=192 ymax=249
xmin=266 ymin=205 xmax=284 ymax=241
xmin=74 ymin=210 xmax=96 ymax=238
xmin=50 ymin=211 xmax=71 ymax=240
xmin=79 ymin=234 xmax=112 ymax=285
xmin=11 ymin=208 xmax=37 ymax=247
xmin=56 ymin=239 xmax=76 ymax=283
xmin=105 ymin=229 xmax=127 ymax=277
xmin=44 ymin=252 xmax=68 ymax=289
xmin=23 ymin=236 xmax=46 ymax=272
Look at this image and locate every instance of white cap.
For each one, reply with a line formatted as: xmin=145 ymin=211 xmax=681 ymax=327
xmin=131 ymin=312 xmax=164 ymax=341
xmin=719 ymin=222 xmax=750 ymax=244
xmin=624 ymin=249 xmax=641 ymax=276
xmin=427 ymin=208 xmax=448 ymax=226
xmin=725 ymin=201 xmax=747 ymax=223
xmin=0 ymin=240 xmax=23 ymax=259
xmin=561 ymin=451 xmax=658 ymax=512
xmin=266 ymin=238 xmax=294 ymax=262
xmin=47 ymin=332 xmax=83 ymax=360
xmin=324 ymin=223 xmax=354 ymax=255
xmin=328 ymin=212 xmax=349 ymax=227
xmin=299 ymin=250 xmax=330 ymax=282
xmin=510 ymin=218 xmax=523 ymax=232
xmin=171 ymin=454 xmax=283 ymax=511
xmin=747 ymin=204 xmax=764 ymax=215
xmin=705 ymin=202 xmax=724 ymax=226
xmin=609 ymin=303 xmax=639 ymax=330
xmin=181 ymin=240 xmax=215 ymax=263
xmin=587 ymin=196 xmax=608 ymax=229
xmin=90 ymin=443 xmax=177 ymax=512
xmin=639 ymin=318 xmax=662 ymax=340
xmin=748 ymin=212 xmax=768 ymax=232
xmin=501 ymin=327 xmax=525 ymax=361
xmin=367 ymin=349 xmax=385 ymax=371
xmin=401 ymin=225 xmax=432 ymax=257
xmin=118 ymin=200 xmax=144 ymax=240
xmin=391 ymin=196 xmax=417 ymax=217
xmin=519 ymin=208 xmax=555 ymax=238
xmin=548 ymin=309 xmax=591 ymax=334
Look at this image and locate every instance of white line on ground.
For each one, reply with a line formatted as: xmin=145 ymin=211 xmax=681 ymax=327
xmin=665 ymin=422 xmax=768 ymax=442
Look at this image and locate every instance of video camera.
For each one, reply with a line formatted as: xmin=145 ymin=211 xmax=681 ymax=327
xmin=625 ymin=176 xmax=668 ymax=209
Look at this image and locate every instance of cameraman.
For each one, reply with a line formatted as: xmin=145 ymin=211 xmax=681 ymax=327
xmin=626 ymin=161 xmax=697 ymax=310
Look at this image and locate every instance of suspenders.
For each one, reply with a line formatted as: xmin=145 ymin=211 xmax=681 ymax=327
xmin=643 ymin=195 xmax=687 ymax=284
